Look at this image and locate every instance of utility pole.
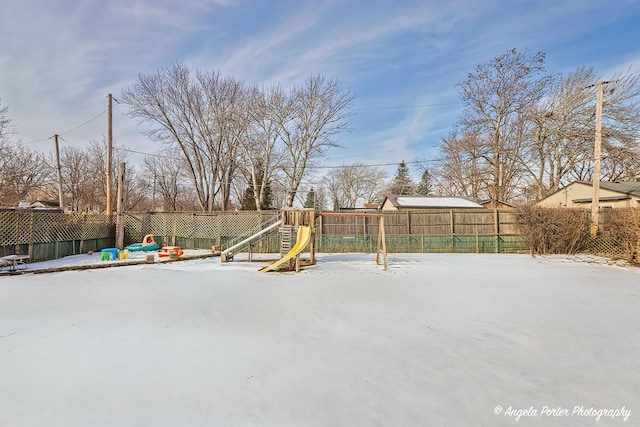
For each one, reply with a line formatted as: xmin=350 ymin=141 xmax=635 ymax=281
xmin=591 ymin=82 xmax=605 ymax=238
xmin=115 ymin=162 xmax=126 ymax=249
xmin=54 ymin=134 xmax=64 ymax=211
xmin=106 ymin=93 xmax=113 ymax=213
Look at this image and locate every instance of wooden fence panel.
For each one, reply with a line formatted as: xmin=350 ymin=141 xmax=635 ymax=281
xmin=405 ymin=211 xmax=451 ymax=235
xmin=318 ymin=210 xmax=511 ymax=236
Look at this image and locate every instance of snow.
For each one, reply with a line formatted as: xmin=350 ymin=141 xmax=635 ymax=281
xmin=396 ymin=196 xmax=483 ymax=208
xmin=1 ymin=253 xmax=639 ymax=426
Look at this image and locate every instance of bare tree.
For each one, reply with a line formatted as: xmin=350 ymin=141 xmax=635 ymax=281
xmin=196 ymin=70 xmax=247 ymax=210
xmin=517 ymin=67 xmax=595 ymax=198
xmin=121 ymin=65 xmax=244 ymax=211
xmin=237 ymin=85 xmax=287 ymax=211
xmin=82 ymin=140 xmax=138 ymax=211
xmin=144 ymin=151 xmax=197 ymax=211
xmin=276 ymin=75 xmax=355 ymax=206
xmin=0 ymin=99 xmax=49 ymax=206
xmin=0 ymin=98 xmax=13 ymax=143
xmin=435 ymin=132 xmax=491 ymax=200
xmin=457 ymin=49 xmax=552 ymax=205
xmin=324 ymin=163 xmax=386 ymax=209
xmin=581 ymin=68 xmax=640 ymax=181
xmin=57 ymin=145 xmax=93 ymax=211
xmin=1 ymin=143 xmax=51 ymax=206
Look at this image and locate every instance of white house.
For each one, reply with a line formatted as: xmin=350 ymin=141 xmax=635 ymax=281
xmin=536 ymin=181 xmax=640 ymax=208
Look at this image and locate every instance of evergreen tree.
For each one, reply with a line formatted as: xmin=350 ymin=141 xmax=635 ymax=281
xmin=416 ymin=168 xmax=434 ymax=196
xmin=389 ymin=161 xmax=414 ymax=195
xmin=260 ymin=182 xmax=273 ymax=210
xmin=240 ymin=186 xmax=257 ymax=210
xmin=239 ymin=168 xmax=273 ymax=210
xmin=304 ymin=188 xmax=316 ymax=208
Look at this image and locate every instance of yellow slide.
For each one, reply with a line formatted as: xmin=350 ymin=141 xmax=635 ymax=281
xmin=260 ymin=226 xmax=312 ymax=272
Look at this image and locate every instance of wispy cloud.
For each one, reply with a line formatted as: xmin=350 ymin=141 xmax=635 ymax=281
xmin=1 ymin=0 xmax=639 ymax=164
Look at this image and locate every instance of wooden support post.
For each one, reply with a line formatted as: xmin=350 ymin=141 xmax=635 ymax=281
xmin=591 ymin=81 xmax=605 ymax=238
xmin=309 ymin=213 xmax=315 ymax=265
xmin=115 ymin=162 xmax=126 ymax=250
xmin=79 ymin=215 xmax=86 ymax=254
xmin=28 ymin=212 xmax=34 ymax=259
xmin=171 ymin=215 xmax=176 ymax=246
xmin=54 ymin=134 xmax=64 ymax=211
xmin=449 ymin=209 xmax=454 ymax=234
xmin=494 ymin=209 xmax=499 ymax=253
xmin=450 ymin=209 xmax=455 ymax=251
xmin=217 ymin=215 xmax=221 ymax=248
xmin=376 ymin=216 xmax=387 ymax=270
xmin=106 ymin=94 xmax=113 ymax=213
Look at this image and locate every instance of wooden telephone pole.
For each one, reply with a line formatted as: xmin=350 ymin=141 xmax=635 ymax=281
xmin=54 ymin=134 xmax=64 ymax=210
xmin=591 ymin=82 xmax=605 ymax=238
xmin=115 ymin=162 xmax=126 ymax=249
xmin=106 ymin=93 xmax=113 ymax=213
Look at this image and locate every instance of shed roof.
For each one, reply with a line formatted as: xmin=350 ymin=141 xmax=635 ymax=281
xmin=383 ymin=195 xmax=484 ymax=209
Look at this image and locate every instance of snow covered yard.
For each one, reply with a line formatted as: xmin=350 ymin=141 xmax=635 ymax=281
xmin=0 ymin=253 xmax=638 ymax=426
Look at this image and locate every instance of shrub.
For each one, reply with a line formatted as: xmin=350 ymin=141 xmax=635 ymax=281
xmin=600 ymin=208 xmax=640 ymax=262
xmin=515 ymin=206 xmax=590 ymax=255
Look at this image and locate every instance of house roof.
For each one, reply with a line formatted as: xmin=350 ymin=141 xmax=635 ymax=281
xmin=478 ymin=199 xmax=515 ymax=208
xmin=383 ymin=195 xmax=484 ymax=209
xmin=579 ymin=180 xmax=640 ymax=197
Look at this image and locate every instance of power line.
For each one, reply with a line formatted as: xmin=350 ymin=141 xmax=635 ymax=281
xmin=306 ymin=160 xmax=436 ymax=169
xmin=21 ymin=109 xmax=107 ymax=144
xmin=115 ymin=146 xmax=437 ymax=169
xmin=115 ymin=147 xmax=178 ymax=160
xmin=60 ymin=110 xmax=106 ymax=136
xmin=22 ymin=136 xmax=53 ymax=145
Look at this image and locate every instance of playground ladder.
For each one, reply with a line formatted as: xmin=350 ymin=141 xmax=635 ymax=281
xmin=280 ymin=225 xmax=293 ymax=256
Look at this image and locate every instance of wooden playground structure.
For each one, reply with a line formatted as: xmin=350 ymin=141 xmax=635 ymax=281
xmin=221 ymin=208 xmax=387 ymax=273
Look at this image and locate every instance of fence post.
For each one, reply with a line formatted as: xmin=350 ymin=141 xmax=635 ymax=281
xmin=28 ymin=211 xmax=35 ymax=258
xmin=217 ymin=215 xmax=221 ymax=247
xmin=171 ymin=215 xmax=177 ymax=246
xmin=450 ymin=209 xmax=455 ymax=252
xmin=494 ymin=209 xmax=499 ymax=253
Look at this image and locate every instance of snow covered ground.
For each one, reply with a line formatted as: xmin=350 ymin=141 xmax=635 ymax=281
xmin=1 ymin=253 xmax=638 ymax=426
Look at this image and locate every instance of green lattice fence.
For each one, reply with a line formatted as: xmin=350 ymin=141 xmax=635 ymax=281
xmin=0 ymin=210 xmax=115 ymax=261
xmin=586 ymin=234 xmax=626 ymax=259
xmin=124 ymin=211 xmax=281 ymax=249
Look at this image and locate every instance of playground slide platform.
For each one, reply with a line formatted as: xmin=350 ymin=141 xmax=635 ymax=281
xmin=260 ymin=226 xmax=311 ymax=273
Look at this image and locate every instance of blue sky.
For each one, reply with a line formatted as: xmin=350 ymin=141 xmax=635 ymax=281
xmin=1 ymin=0 xmax=640 ymax=179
